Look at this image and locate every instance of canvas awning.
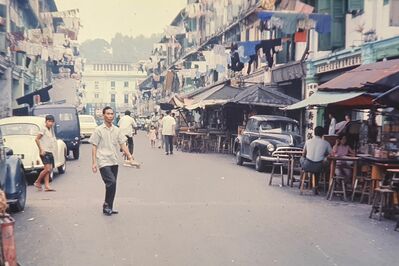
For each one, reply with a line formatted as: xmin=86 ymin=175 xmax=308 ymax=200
xmin=284 ymin=91 xmax=366 ymax=110
xmin=229 ymin=85 xmax=299 ymax=107
xmin=319 ymin=59 xmax=399 ymax=91
xmin=183 ymin=83 xmax=244 ymax=110
xmin=16 ymin=85 xmax=53 ymax=107
xmin=373 ymin=85 xmax=399 ymax=107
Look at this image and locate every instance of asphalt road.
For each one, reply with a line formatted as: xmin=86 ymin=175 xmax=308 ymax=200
xmin=13 ymin=133 xmax=399 ymax=266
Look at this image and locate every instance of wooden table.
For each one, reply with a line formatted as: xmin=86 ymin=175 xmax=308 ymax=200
xmin=328 ymin=156 xmax=360 ymax=188
xmin=272 ymin=150 xmax=303 ymax=187
xmin=180 ymin=132 xmax=207 ymax=153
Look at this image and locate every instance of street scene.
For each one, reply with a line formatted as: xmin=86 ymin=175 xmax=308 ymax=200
xmin=0 ymin=0 xmax=398 ymax=265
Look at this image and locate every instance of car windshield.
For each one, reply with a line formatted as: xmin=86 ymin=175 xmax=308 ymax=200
xmin=259 ymin=121 xmax=299 ymax=134
xmin=0 ymin=123 xmax=40 ymax=136
xmin=80 ymin=116 xmax=95 ymax=123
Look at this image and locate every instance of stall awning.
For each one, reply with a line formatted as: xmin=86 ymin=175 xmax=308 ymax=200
xmin=16 ymin=85 xmax=53 ymax=107
xmin=374 ymin=85 xmax=399 ymax=107
xmin=229 ymin=85 xmax=299 ymax=107
xmin=284 ymin=91 xmax=365 ymax=110
xmin=319 ymin=59 xmax=399 ymax=91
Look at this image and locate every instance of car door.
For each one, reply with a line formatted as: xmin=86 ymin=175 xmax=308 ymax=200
xmin=242 ymin=119 xmax=257 ymax=156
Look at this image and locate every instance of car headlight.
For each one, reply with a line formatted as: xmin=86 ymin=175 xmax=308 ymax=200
xmin=75 ymin=137 xmax=79 ymax=140
xmin=267 ymin=144 xmax=275 ymax=152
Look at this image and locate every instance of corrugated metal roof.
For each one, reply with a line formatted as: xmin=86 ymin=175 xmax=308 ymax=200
xmin=319 ymin=59 xmax=399 ymax=91
xmin=230 ymin=85 xmax=299 ymax=107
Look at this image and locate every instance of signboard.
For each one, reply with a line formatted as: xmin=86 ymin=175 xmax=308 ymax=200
xmin=316 ymin=54 xmax=361 ymax=74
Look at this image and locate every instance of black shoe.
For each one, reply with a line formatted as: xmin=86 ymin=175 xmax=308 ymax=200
xmin=111 ymin=209 xmax=119 ymax=214
xmin=166 ymin=153 xmax=169 ymax=155
xmin=170 ymin=152 xmax=173 ymax=155
xmin=103 ymin=208 xmax=112 ymax=216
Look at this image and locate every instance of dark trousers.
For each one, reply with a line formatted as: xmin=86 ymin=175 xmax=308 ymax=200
xmin=164 ymin=135 xmax=174 ymax=154
xmin=126 ymin=136 xmax=134 ymax=154
xmin=99 ymin=165 xmax=118 ymax=209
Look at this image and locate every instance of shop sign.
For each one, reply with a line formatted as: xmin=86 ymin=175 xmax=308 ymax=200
xmin=316 ymin=54 xmax=361 ymax=74
xmin=305 ymin=83 xmax=318 ymax=140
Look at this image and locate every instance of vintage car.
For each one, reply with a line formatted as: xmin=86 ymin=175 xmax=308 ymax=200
xmin=234 ymin=115 xmax=303 ymax=172
xmin=0 ymin=127 xmax=27 ymax=212
xmin=32 ymin=104 xmax=81 ymax=159
xmin=0 ymin=116 xmax=67 ymax=179
xmin=79 ymin=114 xmax=97 ymax=140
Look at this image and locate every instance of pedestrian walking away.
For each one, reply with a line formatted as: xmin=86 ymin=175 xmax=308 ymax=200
xmin=162 ymin=110 xmax=176 ymax=155
xmin=34 ymin=115 xmax=57 ymax=192
xmin=157 ymin=114 xmax=164 ymax=149
xmin=118 ymin=110 xmax=137 ymax=156
xmin=89 ymin=106 xmax=134 ymax=216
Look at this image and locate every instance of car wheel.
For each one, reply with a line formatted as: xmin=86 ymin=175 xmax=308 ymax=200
xmin=236 ymin=149 xmax=244 ymax=166
xmin=57 ymin=159 xmax=66 ymax=174
xmin=10 ymin=169 xmax=27 ymax=213
xmin=255 ymin=151 xmax=266 ymax=172
xmin=73 ymin=148 xmax=80 ymax=160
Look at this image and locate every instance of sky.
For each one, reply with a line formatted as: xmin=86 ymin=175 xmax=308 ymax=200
xmin=55 ymin=0 xmax=187 ymax=43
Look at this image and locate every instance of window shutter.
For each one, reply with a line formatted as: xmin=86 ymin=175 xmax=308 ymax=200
xmin=317 ymin=0 xmax=332 ymax=51
xmin=348 ymin=0 xmax=364 ymax=11
xmin=331 ymin=0 xmax=345 ymax=49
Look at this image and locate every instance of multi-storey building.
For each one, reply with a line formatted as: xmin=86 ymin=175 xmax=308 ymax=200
xmin=0 ymin=0 xmax=82 ymax=117
xmin=81 ymin=63 xmax=146 ymax=118
xmin=139 ymin=0 xmax=399 ymax=135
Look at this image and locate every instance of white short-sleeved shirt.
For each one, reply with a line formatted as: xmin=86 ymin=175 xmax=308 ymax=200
xmin=89 ymin=124 xmax=127 ymax=168
xmin=161 ymin=115 xmax=176 ymax=136
xmin=118 ymin=115 xmax=137 ymax=137
xmin=304 ymin=136 xmax=332 ymax=162
xmin=39 ymin=126 xmax=57 ymax=153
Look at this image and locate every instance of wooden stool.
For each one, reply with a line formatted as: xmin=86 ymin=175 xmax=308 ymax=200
xmin=352 ymin=176 xmax=365 ymax=201
xmin=318 ymin=171 xmax=328 ymax=194
xmin=360 ymin=178 xmax=372 ymax=204
xmin=369 ymin=188 xmax=395 ymax=221
xmin=327 ymin=176 xmax=347 ymax=201
xmin=269 ymin=162 xmax=284 ymax=186
xmin=299 ymin=171 xmax=317 ymax=195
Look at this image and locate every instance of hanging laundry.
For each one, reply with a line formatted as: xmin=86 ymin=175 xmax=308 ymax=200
xmin=257 ymin=11 xmax=274 ymax=22
xmin=297 ymin=17 xmax=316 ymax=30
xmin=255 ymin=38 xmax=282 ymax=68
xmin=247 ymin=54 xmax=258 ymax=74
xmin=272 ymin=13 xmax=306 ymax=34
xmin=237 ymin=41 xmax=261 ymax=57
xmin=229 ymin=50 xmax=244 ymax=72
xmin=294 ymin=31 xmax=307 ymax=42
xmin=295 ymin=1 xmax=314 ymax=14
xmin=27 ymin=29 xmax=43 ymax=44
xmin=261 ymin=0 xmax=276 ymax=10
xmin=309 ymin=14 xmax=331 ymax=34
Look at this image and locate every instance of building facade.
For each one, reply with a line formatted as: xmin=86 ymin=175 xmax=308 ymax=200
xmin=0 ymin=0 xmax=82 ymax=117
xmin=81 ymin=63 xmax=146 ymax=117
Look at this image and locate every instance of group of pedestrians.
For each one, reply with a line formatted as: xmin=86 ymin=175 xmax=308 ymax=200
xmin=148 ymin=110 xmax=176 ymax=155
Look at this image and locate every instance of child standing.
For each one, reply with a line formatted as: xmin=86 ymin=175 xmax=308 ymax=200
xmin=148 ymin=126 xmax=157 ymax=148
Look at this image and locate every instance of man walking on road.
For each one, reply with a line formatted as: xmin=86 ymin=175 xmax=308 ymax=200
xmin=118 ymin=110 xmax=137 ymax=155
xmin=161 ymin=110 xmax=176 ymax=155
xmin=34 ymin=115 xmax=57 ymax=192
xmin=90 ymin=106 xmax=134 ymax=216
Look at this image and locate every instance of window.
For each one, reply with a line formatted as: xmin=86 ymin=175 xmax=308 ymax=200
xmin=124 ymin=94 xmax=129 ymax=104
xmin=124 ymin=81 xmax=129 ymax=88
xmin=390 ymin=0 xmax=399 ymax=26
xmin=318 ymin=0 xmax=346 ymax=51
xmin=111 ymin=81 xmax=115 ymax=88
xmin=111 ymin=94 xmax=115 ymax=103
xmin=0 ymin=123 xmax=40 ymax=136
xmin=347 ymin=0 xmax=364 ymax=13
xmin=94 ymin=93 xmax=99 ymax=99
xmin=94 ymin=81 xmax=99 ymax=90
xmin=59 ymin=113 xmax=73 ymax=121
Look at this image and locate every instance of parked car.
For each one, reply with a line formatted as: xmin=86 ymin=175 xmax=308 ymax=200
xmin=0 ymin=127 xmax=27 ymax=212
xmin=0 ymin=116 xmax=67 ymax=180
xmin=234 ymin=115 xmax=303 ymax=172
xmin=32 ymin=103 xmax=81 ymax=159
xmin=79 ymin=114 xmax=97 ymax=140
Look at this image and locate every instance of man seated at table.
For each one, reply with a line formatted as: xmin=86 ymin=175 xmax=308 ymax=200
xmin=301 ymin=126 xmax=332 ymax=192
